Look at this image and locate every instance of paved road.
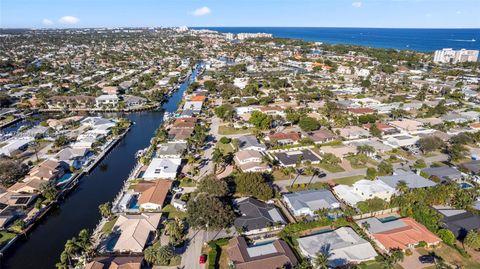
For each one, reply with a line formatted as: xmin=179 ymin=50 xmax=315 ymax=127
xmin=274 ymin=153 xmax=449 ymax=190
xmin=180 ymin=229 xmax=205 ymax=269
xmin=196 ymin=116 xmax=220 ymax=180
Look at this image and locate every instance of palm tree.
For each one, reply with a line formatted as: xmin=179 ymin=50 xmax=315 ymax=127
xmin=396 ymin=180 xmax=409 ymax=194
xmin=313 ymin=250 xmax=331 ymax=269
xmin=144 ymin=245 xmax=158 ymax=265
xmin=98 ymin=202 xmax=112 ymax=218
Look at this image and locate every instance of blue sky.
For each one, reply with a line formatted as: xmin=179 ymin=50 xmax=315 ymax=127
xmin=1 ymin=0 xmax=479 ymax=28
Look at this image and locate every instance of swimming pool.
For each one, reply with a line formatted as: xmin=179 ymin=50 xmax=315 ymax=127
xmin=459 ymin=182 xmax=473 ymax=189
xmin=56 ymin=173 xmax=73 ymax=186
xmin=379 ymin=216 xmax=398 ymax=223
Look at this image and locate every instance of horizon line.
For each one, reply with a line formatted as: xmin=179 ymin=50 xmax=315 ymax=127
xmin=1 ymin=26 xmax=480 ymax=30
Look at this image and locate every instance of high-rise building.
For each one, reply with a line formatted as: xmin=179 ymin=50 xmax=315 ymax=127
xmin=433 ymin=48 xmax=479 ymax=64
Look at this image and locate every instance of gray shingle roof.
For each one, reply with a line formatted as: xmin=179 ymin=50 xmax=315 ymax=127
xmin=234 ymin=197 xmax=285 ymax=231
xmin=283 ymin=189 xmax=340 ymax=212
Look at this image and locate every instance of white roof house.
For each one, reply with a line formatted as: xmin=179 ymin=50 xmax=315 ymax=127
xmin=333 ymin=180 xmax=396 ymax=207
xmin=283 ymin=189 xmax=340 ymax=217
xmin=297 ymin=227 xmax=377 ymax=267
xmin=384 ymin=134 xmax=419 ymax=148
xmin=182 ymin=101 xmax=203 ymax=112
xmin=0 ymin=137 xmax=33 ymax=157
xmin=142 ymin=158 xmax=182 ymax=180
xmin=95 ymin=94 xmax=119 ymax=107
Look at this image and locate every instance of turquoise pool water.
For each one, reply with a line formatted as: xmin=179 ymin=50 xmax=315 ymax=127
xmin=379 ymin=216 xmax=398 ymax=223
xmin=56 ymin=173 xmax=73 ymax=186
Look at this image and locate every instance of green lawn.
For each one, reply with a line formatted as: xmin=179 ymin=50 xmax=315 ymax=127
xmin=331 ymin=175 xmax=364 ymax=185
xmin=287 ymin=182 xmax=329 ymax=192
xmin=0 ymin=231 xmax=16 ymax=247
xmin=272 ymin=170 xmax=292 ymax=181
xmin=216 ymin=142 xmax=234 ymax=153
xmin=162 ymin=204 xmax=187 ymax=219
xmin=101 ymin=216 xmax=118 ymax=235
xmin=218 ymin=126 xmax=253 ymax=135
xmin=417 ymin=243 xmax=480 ymax=269
xmin=316 ymin=163 xmax=345 ymax=173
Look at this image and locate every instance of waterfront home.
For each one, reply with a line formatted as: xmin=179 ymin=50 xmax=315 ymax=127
xmin=357 ymin=217 xmax=441 ymax=252
xmin=182 ymin=101 xmax=203 ymax=113
xmin=172 ymin=117 xmax=197 ymax=129
xmin=266 ymin=132 xmax=301 ymax=145
xmin=434 ymin=206 xmax=480 ymax=239
xmin=0 ymin=191 xmax=37 ymax=209
xmin=123 ymin=95 xmax=147 ymax=107
xmin=226 ymin=237 xmax=298 ymax=269
xmin=283 ymin=189 xmax=340 ymax=217
xmin=47 ymin=95 xmax=95 ymax=109
xmin=142 ymin=158 xmax=182 ymax=180
xmin=234 ymin=150 xmax=271 ymax=173
xmin=233 ymin=197 xmax=286 ymax=235
xmin=347 ymin=139 xmax=393 ymax=156
xmin=273 ymin=149 xmax=321 ymax=167
xmin=71 ymin=136 xmax=98 ymax=149
xmin=56 ymin=147 xmax=90 ymax=169
xmin=95 ymin=94 xmax=119 ymax=107
xmin=297 ymin=227 xmax=377 ymax=267
xmin=238 ymin=135 xmax=267 ymax=151
xmin=111 ymin=213 xmax=161 ymax=253
xmin=333 ymin=179 xmax=396 ymax=207
xmin=421 ymin=166 xmax=463 ymax=182
xmin=133 ymin=179 xmax=172 ymax=211
xmin=156 ymin=142 xmax=187 ymax=159
xmin=167 ymin=128 xmax=194 ymax=142
xmin=378 ymin=170 xmax=437 ymax=190
xmin=28 ymin=159 xmax=66 ymax=181
xmin=85 ymin=256 xmax=143 ymax=269
xmin=0 ymin=137 xmax=33 ymax=157
xmin=81 ymin=117 xmax=115 ymax=128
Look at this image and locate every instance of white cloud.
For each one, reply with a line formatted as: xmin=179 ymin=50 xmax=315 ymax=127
xmin=352 ymin=2 xmax=362 ymax=8
xmin=58 ymin=16 xmax=80 ymax=24
xmin=192 ymin=6 xmax=211 ymax=16
xmin=42 ymin=19 xmax=54 ymax=26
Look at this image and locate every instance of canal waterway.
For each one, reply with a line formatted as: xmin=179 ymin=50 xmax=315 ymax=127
xmin=1 ymin=64 xmax=201 ymax=269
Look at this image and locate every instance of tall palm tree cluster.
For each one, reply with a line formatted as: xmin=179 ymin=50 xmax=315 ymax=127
xmin=56 ymin=229 xmax=93 ymax=269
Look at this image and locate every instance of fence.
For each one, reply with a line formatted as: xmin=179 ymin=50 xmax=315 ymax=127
xmin=352 ymin=207 xmax=399 ymax=220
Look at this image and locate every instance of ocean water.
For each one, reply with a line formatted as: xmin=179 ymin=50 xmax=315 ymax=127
xmin=195 ymin=27 xmax=480 ymax=52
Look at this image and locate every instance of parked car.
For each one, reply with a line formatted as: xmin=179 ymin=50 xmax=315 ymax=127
xmin=172 ymin=187 xmax=184 ymax=193
xmin=419 ymin=255 xmax=435 ymax=264
xmin=317 ymin=171 xmax=327 ymax=177
xmin=199 ymin=254 xmax=207 ymax=264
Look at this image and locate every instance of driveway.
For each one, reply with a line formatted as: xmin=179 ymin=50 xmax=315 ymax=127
xmin=400 ymin=249 xmax=432 ymax=269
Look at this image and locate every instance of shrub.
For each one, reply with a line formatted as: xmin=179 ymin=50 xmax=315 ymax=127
xmin=219 ymin=137 xmax=231 ymax=144
xmin=416 ymin=241 xmax=427 ymax=248
xmin=405 ymin=249 xmax=413 ymax=256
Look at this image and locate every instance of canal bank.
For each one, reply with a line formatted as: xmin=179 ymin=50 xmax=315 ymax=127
xmin=1 ymin=63 xmax=202 ymax=269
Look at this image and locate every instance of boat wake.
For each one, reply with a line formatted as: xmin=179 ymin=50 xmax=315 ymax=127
xmin=449 ymin=39 xmax=476 ymax=42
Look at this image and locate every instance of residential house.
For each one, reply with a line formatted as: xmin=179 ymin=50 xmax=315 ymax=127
xmin=333 ymin=126 xmax=370 ymax=140
xmin=358 ymin=217 xmax=441 ymax=252
xmin=238 ymin=135 xmax=267 ymax=151
xmin=142 ymin=158 xmax=182 ymax=180
xmin=297 ymin=227 xmax=377 ymax=267
xmin=421 ymin=166 xmax=463 ymax=182
xmin=111 ymin=213 xmax=161 ymax=253
xmin=319 ymin=145 xmax=357 ymax=160
xmin=333 ymin=180 xmax=396 ymax=207
xmin=233 ymin=197 xmax=286 ymax=235
xmin=384 ymin=134 xmax=419 ymax=148
xmin=283 ymin=189 xmax=340 ymax=217
xmin=133 ymin=180 xmax=172 ymax=211
xmin=459 ymin=160 xmax=480 ymax=175
xmin=273 ymin=149 xmax=321 ymax=167
xmin=85 ymin=256 xmax=143 ymax=269
xmin=378 ymin=170 xmax=437 ymax=190
xmin=28 ymin=159 xmax=66 ymax=181
xmin=156 ymin=142 xmax=187 ymax=159
xmin=56 ymin=147 xmax=90 ymax=169
xmin=266 ymin=132 xmax=301 ymax=145
xmin=0 ymin=137 xmax=33 ymax=157
xmin=235 ymin=150 xmax=271 ymax=173
xmin=306 ymin=129 xmax=337 ymax=144
xmin=226 ymin=237 xmax=298 ymax=269
xmin=96 ymin=95 xmax=119 ymax=107
xmin=123 ymin=95 xmax=147 ymax=107
xmin=434 ymin=206 xmax=480 ymax=239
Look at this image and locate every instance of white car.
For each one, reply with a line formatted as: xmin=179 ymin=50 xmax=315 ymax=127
xmin=172 ymin=187 xmax=184 ymax=193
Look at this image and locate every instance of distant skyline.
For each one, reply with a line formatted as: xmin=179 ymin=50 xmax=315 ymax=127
xmin=1 ymin=0 xmax=480 ymax=29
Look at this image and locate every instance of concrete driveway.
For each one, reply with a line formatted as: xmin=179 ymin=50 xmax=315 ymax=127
xmin=400 ymin=249 xmax=433 ymax=269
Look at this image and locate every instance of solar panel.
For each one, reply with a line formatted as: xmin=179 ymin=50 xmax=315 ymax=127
xmin=15 ymin=197 xmax=30 ymax=205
